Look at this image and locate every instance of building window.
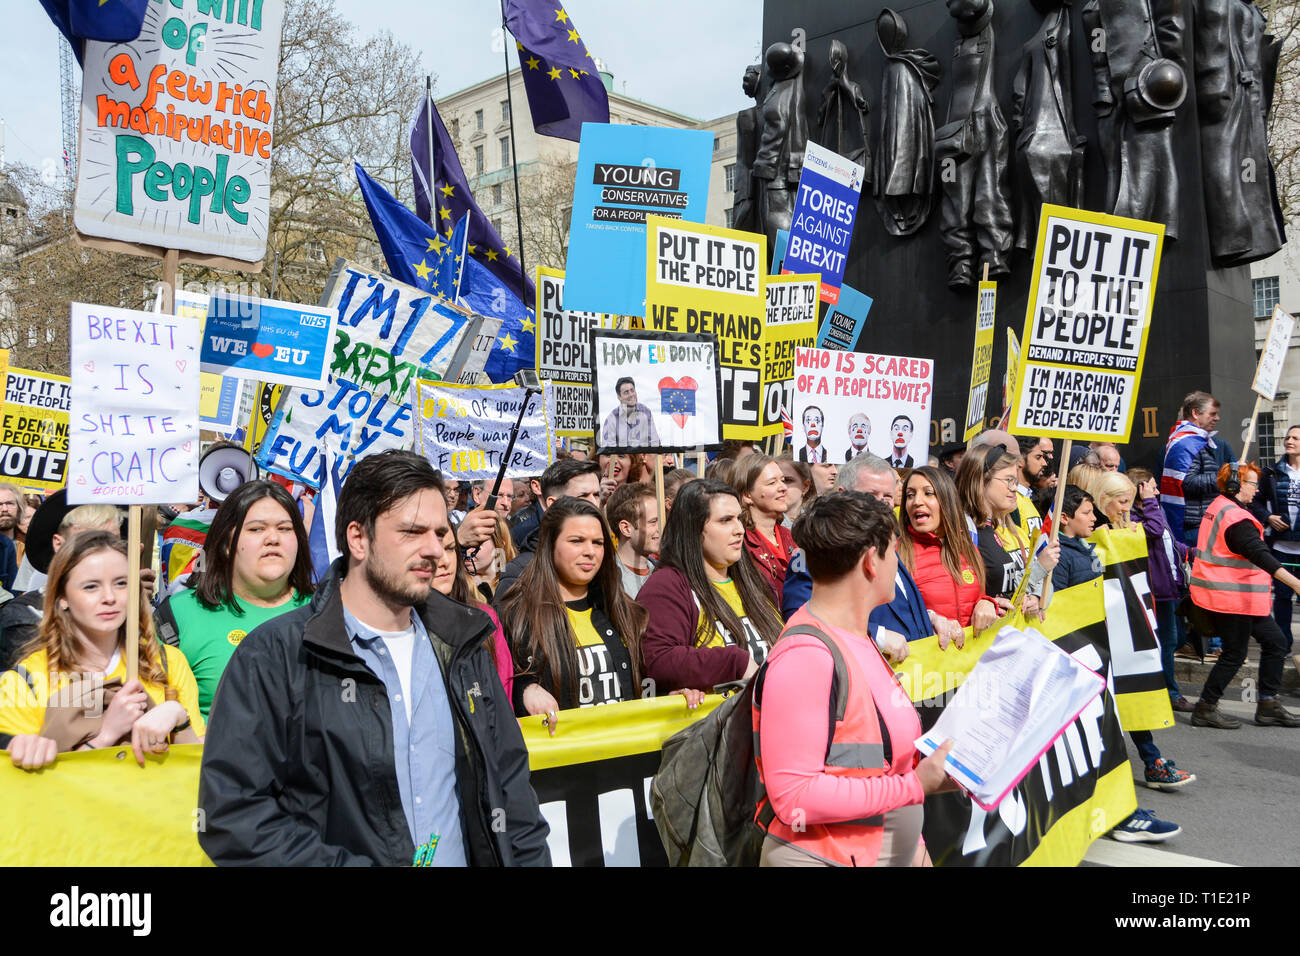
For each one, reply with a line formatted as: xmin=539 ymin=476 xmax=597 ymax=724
xmin=725 ymin=164 xmax=736 ymax=192
xmin=725 ymin=207 xmax=736 ymax=228
xmin=713 ymin=137 xmax=720 ymax=152
xmin=493 ymin=184 xmax=503 ymax=205
xmin=501 ymin=99 xmax=510 ymax=123
xmin=1258 ymin=410 xmax=1277 ymax=458
xmin=474 ymin=145 xmax=485 ymax=176
xmin=500 ymin=136 xmax=511 ymax=167
xmin=475 ymin=109 xmax=484 ymax=132
xmin=451 ymin=117 xmax=460 ymax=139
xmin=1254 ymin=276 xmax=1281 ymax=318
xmin=492 ymin=217 xmax=503 ymax=236
xmin=306 ymin=240 xmax=325 ymax=262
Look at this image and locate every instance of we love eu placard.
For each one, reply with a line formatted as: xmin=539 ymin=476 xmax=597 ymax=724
xmin=199 ymin=293 xmax=334 ymax=388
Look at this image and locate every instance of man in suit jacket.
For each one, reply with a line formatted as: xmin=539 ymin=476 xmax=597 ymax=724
xmin=798 ymin=405 xmax=829 ymax=463
xmin=781 ymin=453 xmax=963 ymax=647
xmin=887 ymin=414 xmax=916 ymax=469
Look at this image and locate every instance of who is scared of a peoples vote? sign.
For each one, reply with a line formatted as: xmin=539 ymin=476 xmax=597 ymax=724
xmin=1009 ymin=205 xmax=1164 ymax=442
xmin=793 ymin=347 xmax=934 ymax=467
xmin=964 ymin=281 xmax=998 ymax=441
xmin=199 ymin=292 xmax=334 ymax=388
xmin=69 ymin=304 xmax=201 ymax=504
xmin=762 ymin=274 xmax=820 ymax=436
xmin=535 ymin=268 xmax=608 ymax=438
xmin=591 ymin=328 xmax=723 ymax=455
xmin=416 ymin=382 xmax=552 ymax=479
xmin=781 ymin=142 xmax=865 ymax=305
xmin=564 ymin=124 xmax=715 ymax=317
xmin=74 ymin=1 xmax=285 ymax=264
xmin=643 ymin=215 xmax=767 ymax=441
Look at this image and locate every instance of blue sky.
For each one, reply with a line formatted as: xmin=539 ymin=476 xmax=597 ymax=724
xmin=0 ymin=0 xmax=763 ymax=174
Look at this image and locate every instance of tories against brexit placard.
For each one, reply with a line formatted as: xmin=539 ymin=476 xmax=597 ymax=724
xmin=793 ymin=347 xmax=933 ymax=466
xmin=1010 ymin=205 xmax=1164 ymax=441
xmin=644 ymin=216 xmax=766 ymax=440
xmin=782 ymin=142 xmax=864 ymax=305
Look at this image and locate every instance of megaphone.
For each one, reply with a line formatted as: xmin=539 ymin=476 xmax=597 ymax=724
xmin=199 ymin=442 xmax=255 ymax=503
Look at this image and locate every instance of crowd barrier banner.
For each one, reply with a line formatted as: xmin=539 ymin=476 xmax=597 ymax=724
xmin=963 ymin=281 xmax=998 ymax=442
xmin=643 ymin=215 xmax=767 ymax=441
xmin=0 ymin=744 xmax=209 ymax=867
xmin=256 ymin=259 xmax=478 ymax=489
xmin=520 ymin=695 xmax=723 ymax=867
xmin=1 ymin=366 xmax=71 ymax=493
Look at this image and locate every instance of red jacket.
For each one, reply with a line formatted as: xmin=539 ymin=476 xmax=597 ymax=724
xmin=745 ymin=524 xmax=795 ymax=607
xmin=907 ymin=527 xmax=982 ymax=627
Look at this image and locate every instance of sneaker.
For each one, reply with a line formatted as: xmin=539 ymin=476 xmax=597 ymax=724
xmin=1191 ymin=700 xmax=1241 ymax=729
xmin=1108 ymin=808 xmax=1182 ymax=843
xmin=1171 ymin=696 xmax=1195 ymax=713
xmin=1145 ymin=758 xmax=1196 ymax=791
xmin=1255 ymin=698 xmax=1300 ymax=727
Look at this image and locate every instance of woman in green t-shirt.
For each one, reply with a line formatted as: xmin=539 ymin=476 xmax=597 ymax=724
xmin=155 ymin=481 xmax=315 ymax=719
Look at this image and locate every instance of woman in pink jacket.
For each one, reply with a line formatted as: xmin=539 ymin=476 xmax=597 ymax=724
xmin=753 ymin=491 xmax=956 ymax=866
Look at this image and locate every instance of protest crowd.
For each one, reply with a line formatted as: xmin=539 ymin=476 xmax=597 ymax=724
xmin=6 ymin=0 xmax=1299 ymax=873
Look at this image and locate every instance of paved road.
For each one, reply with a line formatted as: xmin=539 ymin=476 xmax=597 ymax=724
xmin=1085 ymin=681 xmax=1300 ymax=867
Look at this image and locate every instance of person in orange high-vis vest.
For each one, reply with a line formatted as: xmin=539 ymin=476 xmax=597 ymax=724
xmin=1190 ymin=462 xmax=1300 ymax=729
xmin=752 ymin=491 xmax=957 ymax=867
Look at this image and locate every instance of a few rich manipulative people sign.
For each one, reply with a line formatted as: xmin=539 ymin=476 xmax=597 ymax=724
xmin=964 ymin=280 xmax=998 ymax=441
xmin=536 ymin=267 xmax=607 ymax=438
xmin=69 ymin=303 xmax=200 ymax=504
xmin=793 ymin=347 xmax=934 ymax=467
xmin=416 ymin=382 xmax=552 ymax=479
xmin=73 ymin=1 xmax=285 ymax=263
xmin=644 ymin=215 xmax=766 ymax=441
xmin=781 ymin=142 xmax=864 ymax=305
xmin=1009 ymin=205 xmax=1164 ymax=442
xmin=763 ymin=274 xmax=820 ymax=437
xmin=591 ymin=329 xmax=722 ymax=455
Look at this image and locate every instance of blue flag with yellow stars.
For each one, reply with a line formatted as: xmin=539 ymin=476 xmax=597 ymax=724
xmin=39 ymin=0 xmax=149 ymax=64
xmin=505 ymin=0 xmax=610 ymax=142
xmin=355 ymin=161 xmax=534 ymax=383
xmin=410 ymin=97 xmax=535 ymax=308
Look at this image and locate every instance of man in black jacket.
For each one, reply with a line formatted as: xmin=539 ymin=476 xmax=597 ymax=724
xmin=198 ymin=450 xmax=550 ymax=866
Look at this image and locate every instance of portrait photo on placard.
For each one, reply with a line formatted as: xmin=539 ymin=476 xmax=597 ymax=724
xmin=589 ymin=328 xmax=722 ymax=455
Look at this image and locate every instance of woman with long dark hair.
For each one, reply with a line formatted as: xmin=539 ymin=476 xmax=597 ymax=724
xmin=640 ymin=479 xmax=784 ymax=691
xmin=2 ymin=532 xmax=204 ymax=769
xmin=154 ymin=480 xmax=314 ymax=719
xmin=497 ymin=497 xmax=649 ymax=723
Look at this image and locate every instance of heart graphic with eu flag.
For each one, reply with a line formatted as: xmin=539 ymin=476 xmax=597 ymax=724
xmin=251 ymin=342 xmax=275 ymax=359
xmin=659 ymin=377 xmax=698 ymax=429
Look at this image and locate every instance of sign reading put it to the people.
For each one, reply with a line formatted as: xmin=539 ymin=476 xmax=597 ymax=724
xmin=68 ymin=303 xmax=201 ymax=505
xmin=1009 ymin=204 xmax=1164 ymax=443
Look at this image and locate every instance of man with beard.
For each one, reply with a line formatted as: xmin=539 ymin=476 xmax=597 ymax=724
xmin=198 ymin=450 xmax=550 ymax=866
xmin=798 ymin=405 xmax=827 ymax=463
xmin=846 ymin=413 xmax=872 ymax=461
xmin=0 ymin=484 xmax=21 ymax=591
xmin=1016 ymin=435 xmax=1054 ymax=539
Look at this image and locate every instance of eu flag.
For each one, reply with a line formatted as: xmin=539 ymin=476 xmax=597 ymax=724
xmin=661 ymin=388 xmax=697 ymax=418
xmin=354 ymin=162 xmax=534 ymax=384
xmin=410 ymin=97 xmax=534 ymax=307
xmin=505 ymin=0 xmax=610 ymax=142
xmin=39 ymin=0 xmax=149 ymax=64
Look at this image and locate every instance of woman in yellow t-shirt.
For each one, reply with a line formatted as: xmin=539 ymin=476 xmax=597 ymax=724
xmin=1 ymin=531 xmax=204 ymax=770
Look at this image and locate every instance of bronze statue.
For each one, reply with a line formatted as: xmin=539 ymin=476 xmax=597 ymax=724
xmin=1195 ymin=0 xmax=1286 ymax=265
xmin=1081 ymin=0 xmax=1187 ymax=239
xmin=733 ymin=64 xmax=762 ymax=234
xmin=753 ymin=41 xmax=809 ymax=253
xmin=817 ymin=39 xmax=872 ymax=173
xmin=1011 ymin=0 xmax=1085 ymax=250
xmin=935 ymin=0 xmax=1013 ymax=289
xmin=874 ymin=8 xmax=942 ymax=238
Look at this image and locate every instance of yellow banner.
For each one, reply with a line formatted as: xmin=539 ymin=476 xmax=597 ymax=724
xmin=1 ymin=365 xmax=71 ymax=493
xmin=521 ymin=694 xmax=723 ymax=771
xmin=964 ymin=280 xmax=997 ymax=441
xmin=644 ymin=216 xmax=768 ymax=441
xmin=761 ymin=273 xmax=820 ymax=438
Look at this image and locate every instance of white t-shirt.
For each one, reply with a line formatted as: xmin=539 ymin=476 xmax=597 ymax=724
xmin=1274 ymin=462 xmax=1300 ymax=555
xmin=375 ymin=626 xmax=417 ymax=721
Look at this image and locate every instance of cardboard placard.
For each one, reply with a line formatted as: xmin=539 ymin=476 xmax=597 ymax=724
xmin=68 ymin=303 xmax=200 ymax=504
xmin=416 ymin=382 xmax=551 ymax=479
xmin=1253 ymin=305 xmax=1295 ymax=401
xmin=762 ymin=274 xmax=820 ymax=436
xmin=535 ymin=268 xmax=608 ymax=438
xmin=815 ymin=282 xmax=873 ymax=351
xmin=175 ymin=291 xmax=245 ymax=431
xmin=1 ymin=367 xmax=72 ymax=493
xmin=963 ymin=281 xmax=998 ymax=442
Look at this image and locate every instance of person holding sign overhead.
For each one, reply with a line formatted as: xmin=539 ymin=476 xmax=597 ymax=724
xmin=640 ymin=479 xmax=784 ymax=691
xmin=1 ymin=532 xmax=204 ymax=769
xmin=600 ymin=377 xmax=661 ymax=449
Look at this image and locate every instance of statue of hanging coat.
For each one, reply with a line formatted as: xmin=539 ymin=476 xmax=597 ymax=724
xmin=874 ymin=8 xmax=942 ymax=238
xmin=753 ymin=42 xmax=809 ymax=253
xmin=1195 ymin=0 xmax=1285 ymax=266
xmin=1081 ymin=0 xmax=1187 ymax=239
xmin=1011 ymin=0 xmax=1086 ymax=251
xmin=935 ymin=0 xmax=1014 ymax=289
xmin=817 ymin=39 xmax=873 ymax=174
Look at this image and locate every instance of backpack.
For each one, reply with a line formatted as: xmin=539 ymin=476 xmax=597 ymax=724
xmin=649 ymin=624 xmax=862 ymax=867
